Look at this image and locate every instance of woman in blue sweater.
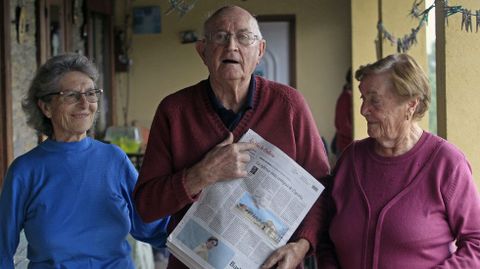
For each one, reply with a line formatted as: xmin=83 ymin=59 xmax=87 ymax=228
xmin=0 ymin=54 xmax=169 ymax=269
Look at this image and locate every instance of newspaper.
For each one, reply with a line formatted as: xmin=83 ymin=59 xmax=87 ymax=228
xmin=166 ymin=129 xmax=324 ymax=269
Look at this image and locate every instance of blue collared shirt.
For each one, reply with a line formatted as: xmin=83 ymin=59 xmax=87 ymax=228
xmin=207 ymin=76 xmax=256 ymax=131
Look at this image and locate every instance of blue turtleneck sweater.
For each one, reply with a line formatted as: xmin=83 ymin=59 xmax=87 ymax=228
xmin=0 ymin=137 xmax=169 ymax=269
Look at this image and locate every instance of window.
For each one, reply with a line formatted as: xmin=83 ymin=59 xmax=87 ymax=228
xmin=37 ymin=0 xmax=72 ymax=64
xmin=85 ymin=0 xmax=115 ymax=138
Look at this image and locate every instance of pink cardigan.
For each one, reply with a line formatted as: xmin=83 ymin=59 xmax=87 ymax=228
xmin=318 ymin=132 xmax=480 ymax=269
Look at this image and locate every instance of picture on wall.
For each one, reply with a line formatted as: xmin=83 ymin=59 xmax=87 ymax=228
xmin=133 ymin=6 xmax=161 ymax=34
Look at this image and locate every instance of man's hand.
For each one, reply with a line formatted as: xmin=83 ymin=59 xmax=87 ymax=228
xmin=261 ymin=239 xmax=310 ymax=269
xmin=185 ymin=132 xmax=255 ymax=196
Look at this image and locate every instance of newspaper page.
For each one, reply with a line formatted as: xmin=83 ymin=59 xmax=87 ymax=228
xmin=166 ymin=129 xmax=324 ymax=269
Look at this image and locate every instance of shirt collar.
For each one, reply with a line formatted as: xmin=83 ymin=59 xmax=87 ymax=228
xmin=207 ymin=75 xmax=256 ymax=111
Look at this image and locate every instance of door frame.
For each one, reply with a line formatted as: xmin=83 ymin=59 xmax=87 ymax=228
xmin=0 ymin=0 xmax=13 ymax=187
xmin=256 ymin=15 xmax=296 ymax=88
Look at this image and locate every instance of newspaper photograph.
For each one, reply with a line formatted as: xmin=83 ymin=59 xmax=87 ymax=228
xmin=166 ymin=129 xmax=324 ymax=269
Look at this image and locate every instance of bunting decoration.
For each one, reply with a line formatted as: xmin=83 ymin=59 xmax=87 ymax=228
xmin=165 ymin=0 xmax=199 ymax=17
xmin=378 ymin=0 xmax=480 ymax=53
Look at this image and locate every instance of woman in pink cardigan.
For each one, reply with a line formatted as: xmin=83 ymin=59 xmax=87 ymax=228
xmin=265 ymin=54 xmax=480 ymax=269
xmin=315 ymin=54 xmax=480 ymax=268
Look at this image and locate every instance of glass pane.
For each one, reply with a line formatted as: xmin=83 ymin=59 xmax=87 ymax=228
xmin=49 ymin=5 xmax=62 ymax=56
xmin=91 ymin=13 xmax=112 ymax=139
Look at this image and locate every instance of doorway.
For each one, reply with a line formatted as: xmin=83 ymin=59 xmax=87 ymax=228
xmin=256 ymin=15 xmax=296 ymax=88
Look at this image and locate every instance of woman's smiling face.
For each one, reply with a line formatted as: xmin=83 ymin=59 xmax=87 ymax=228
xmin=39 ymin=71 xmax=97 ymax=142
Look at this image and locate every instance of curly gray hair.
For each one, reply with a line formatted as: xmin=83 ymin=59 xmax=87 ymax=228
xmin=22 ymin=53 xmax=99 ymax=137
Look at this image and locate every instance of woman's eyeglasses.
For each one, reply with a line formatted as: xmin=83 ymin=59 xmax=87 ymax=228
xmin=41 ymin=89 xmax=103 ymax=104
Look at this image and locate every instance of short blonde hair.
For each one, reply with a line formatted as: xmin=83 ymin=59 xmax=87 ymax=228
xmin=355 ymin=54 xmax=431 ymax=120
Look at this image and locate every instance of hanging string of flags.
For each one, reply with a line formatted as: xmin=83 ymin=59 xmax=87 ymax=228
xmin=165 ymin=0 xmax=199 ymax=17
xmin=445 ymin=3 xmax=480 ymax=32
xmin=378 ymin=0 xmax=480 ymax=53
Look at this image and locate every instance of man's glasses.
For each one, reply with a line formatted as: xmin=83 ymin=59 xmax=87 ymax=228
xmin=41 ymin=89 xmax=103 ymax=104
xmin=206 ymin=31 xmax=261 ymax=46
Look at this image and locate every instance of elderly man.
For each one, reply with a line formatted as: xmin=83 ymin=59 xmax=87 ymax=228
xmin=133 ymin=5 xmax=330 ymax=269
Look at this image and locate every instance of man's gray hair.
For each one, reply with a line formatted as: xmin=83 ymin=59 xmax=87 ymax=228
xmin=202 ymin=5 xmax=262 ymax=38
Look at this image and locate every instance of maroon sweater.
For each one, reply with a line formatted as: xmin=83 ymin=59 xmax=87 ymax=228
xmin=134 ymin=76 xmax=330 ymax=269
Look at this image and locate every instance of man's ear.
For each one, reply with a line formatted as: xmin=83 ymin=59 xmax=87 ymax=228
xmin=37 ymin=99 xmax=52 ymax=119
xmin=256 ymin=39 xmax=266 ymax=64
xmin=195 ymin=39 xmax=207 ymax=65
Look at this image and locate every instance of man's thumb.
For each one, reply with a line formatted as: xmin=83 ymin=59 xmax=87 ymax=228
xmin=217 ymin=132 xmax=234 ymax=147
